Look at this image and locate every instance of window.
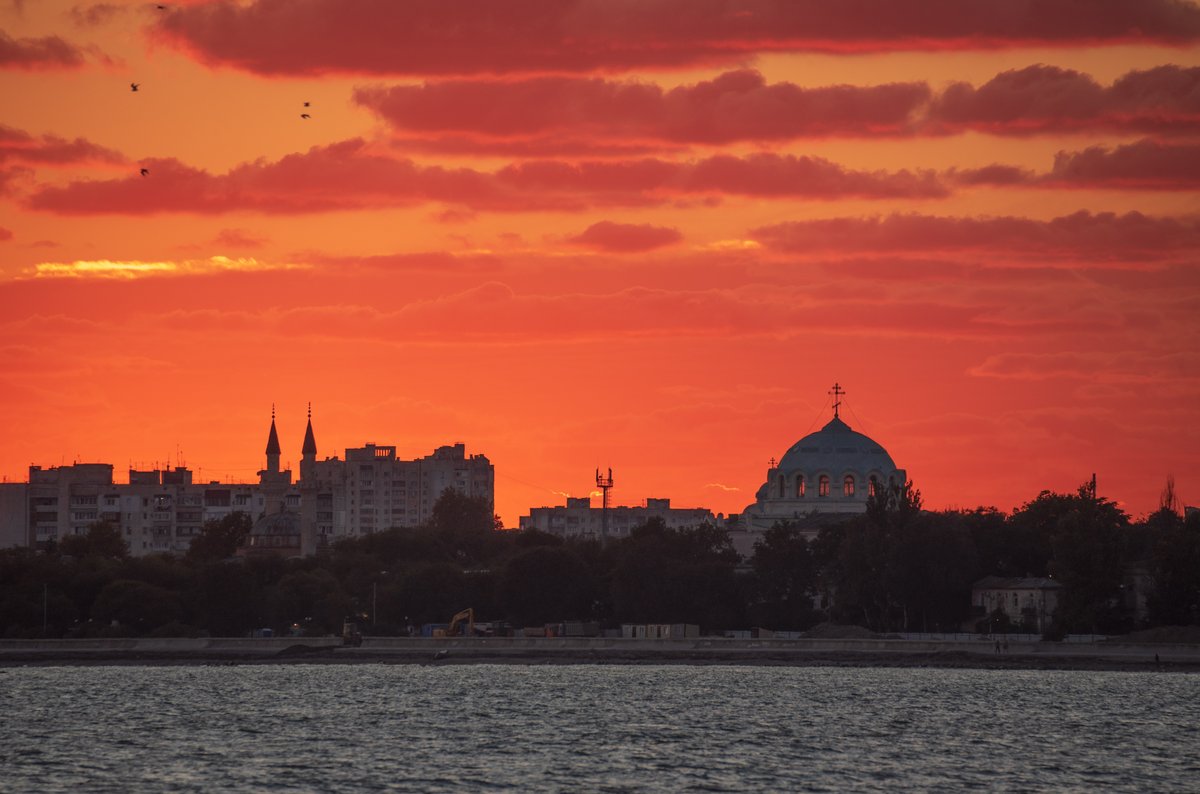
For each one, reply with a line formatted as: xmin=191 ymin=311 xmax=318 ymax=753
xmin=796 ymin=476 xmax=805 ymax=497
xmin=868 ymin=476 xmax=878 ymax=498
xmin=818 ymin=475 xmax=829 ymax=497
xmin=778 ymin=475 xmax=785 ymax=498
xmin=844 ymin=476 xmax=855 ymax=497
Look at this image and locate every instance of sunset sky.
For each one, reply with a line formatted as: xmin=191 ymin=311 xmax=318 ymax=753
xmin=1 ymin=0 xmax=1198 ymax=525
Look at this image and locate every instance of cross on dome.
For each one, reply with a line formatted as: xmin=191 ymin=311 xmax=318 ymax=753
xmin=829 ymin=382 xmax=845 ymax=419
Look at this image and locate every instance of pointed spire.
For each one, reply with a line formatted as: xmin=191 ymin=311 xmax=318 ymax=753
xmin=265 ymin=404 xmax=282 ymax=456
xmin=302 ymin=401 xmax=317 ymax=457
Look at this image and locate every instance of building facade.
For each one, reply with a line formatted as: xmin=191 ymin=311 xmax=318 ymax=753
xmin=1 ymin=409 xmax=494 ymax=557
xmin=971 ymin=576 xmax=1062 ymax=633
xmin=520 ymin=496 xmax=716 ymax=540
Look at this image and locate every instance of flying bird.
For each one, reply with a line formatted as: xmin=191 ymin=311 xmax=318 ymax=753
xmin=300 ymin=113 xmax=311 ymax=119
xmin=130 ymin=83 xmax=139 ymax=92
xmin=303 ymin=101 xmax=310 ymax=107
xmin=140 ymin=168 xmax=149 ymax=177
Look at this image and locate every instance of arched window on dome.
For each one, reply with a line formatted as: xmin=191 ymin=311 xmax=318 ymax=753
xmin=844 ymin=475 xmax=855 ymax=498
xmin=778 ymin=475 xmax=785 ymax=498
xmin=818 ymin=475 xmax=829 ymax=497
xmin=796 ymin=475 xmax=805 ymax=498
xmin=868 ymin=476 xmax=878 ymax=498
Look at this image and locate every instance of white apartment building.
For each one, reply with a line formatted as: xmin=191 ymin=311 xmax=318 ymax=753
xmin=1 ymin=409 xmax=494 ymax=557
xmin=520 ymin=496 xmax=716 ymax=540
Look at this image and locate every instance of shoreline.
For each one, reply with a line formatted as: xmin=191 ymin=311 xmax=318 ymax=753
xmin=3 ymin=637 xmax=1198 ymax=672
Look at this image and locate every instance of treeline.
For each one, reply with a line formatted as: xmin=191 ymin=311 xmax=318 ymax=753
xmin=0 ymin=484 xmax=1197 ymax=639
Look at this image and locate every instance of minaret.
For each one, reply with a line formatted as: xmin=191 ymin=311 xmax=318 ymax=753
xmin=299 ymin=403 xmax=319 ymax=556
xmin=301 ymin=403 xmax=317 ymax=467
xmin=258 ymin=404 xmax=291 ymax=497
xmin=265 ymin=404 xmax=282 ymax=474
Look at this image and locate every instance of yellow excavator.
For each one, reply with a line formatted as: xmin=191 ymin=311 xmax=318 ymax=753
xmin=433 ymin=608 xmax=475 ymax=638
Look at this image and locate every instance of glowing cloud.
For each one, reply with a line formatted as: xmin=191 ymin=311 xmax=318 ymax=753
xmin=32 ymin=256 xmax=305 ymax=279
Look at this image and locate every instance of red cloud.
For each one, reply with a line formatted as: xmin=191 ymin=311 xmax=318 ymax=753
xmin=970 ymin=351 xmax=1200 ymax=383
xmin=950 ymin=139 xmax=1200 ymax=190
xmin=1047 ymin=139 xmax=1200 ymax=190
xmin=0 ymin=29 xmax=89 ymax=69
xmin=211 ymin=228 xmax=267 ymax=249
xmin=567 ymin=221 xmax=683 ymax=253
xmin=70 ymin=4 xmax=128 ymax=28
xmin=26 ymin=140 xmax=523 ymax=214
xmin=0 ymin=124 xmax=128 ymax=166
xmin=677 ymin=154 xmax=945 ymax=198
xmin=0 ymin=166 xmax=30 ymax=196
xmin=948 ymin=165 xmax=1036 ymax=186
xmin=153 ymin=0 xmax=1200 ymax=76
xmin=928 ymin=64 xmax=1200 ymax=135
xmin=356 ymin=70 xmax=929 ymax=147
xmin=25 ymin=141 xmax=949 ymax=215
xmin=361 ymin=64 xmax=1200 ymax=151
xmin=0 ymin=227 xmax=12 ymax=241
xmin=752 ymin=211 xmax=1200 ymax=262
xmin=497 ymin=154 xmax=946 ymax=199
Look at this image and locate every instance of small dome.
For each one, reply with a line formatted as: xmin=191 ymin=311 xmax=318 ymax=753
xmin=252 ymin=506 xmax=301 ymax=536
xmin=777 ymin=416 xmax=897 ymax=476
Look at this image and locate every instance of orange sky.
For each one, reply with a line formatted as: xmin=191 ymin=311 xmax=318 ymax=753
xmin=1 ymin=0 xmax=1198 ymax=525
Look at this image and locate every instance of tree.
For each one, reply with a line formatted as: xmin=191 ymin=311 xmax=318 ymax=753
xmin=267 ymin=567 xmax=350 ymax=634
xmin=1010 ymin=484 xmax=1130 ymax=633
xmin=609 ymin=519 xmax=744 ymax=629
xmin=186 ymin=512 xmax=252 ymax=562
xmin=91 ymin=579 xmax=183 ymax=633
xmin=498 ymin=545 xmax=596 ymax=626
xmin=886 ymin=512 xmax=979 ymax=632
xmin=1145 ymin=507 xmax=1200 ymax=626
xmin=59 ymin=521 xmax=128 ymax=560
xmin=393 ymin=562 xmax=471 ymax=627
xmin=426 ymin=489 xmax=501 ymax=564
xmin=749 ymin=522 xmax=820 ymax=630
xmin=187 ymin=562 xmax=260 ymax=636
xmin=866 ymin=478 xmax=923 ymax=529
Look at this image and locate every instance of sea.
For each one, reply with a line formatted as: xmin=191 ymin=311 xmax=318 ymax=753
xmin=2 ymin=664 xmax=1198 ymax=792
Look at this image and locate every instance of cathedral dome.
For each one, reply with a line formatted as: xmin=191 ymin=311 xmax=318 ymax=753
xmin=737 ymin=384 xmax=907 ymax=542
xmin=776 ymin=416 xmax=897 ymax=477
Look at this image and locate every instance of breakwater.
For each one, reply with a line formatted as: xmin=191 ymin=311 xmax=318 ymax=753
xmin=3 ymin=636 xmax=1198 ymax=668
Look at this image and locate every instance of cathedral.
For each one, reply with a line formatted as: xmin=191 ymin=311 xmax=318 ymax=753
xmin=729 ymin=384 xmax=906 ymax=557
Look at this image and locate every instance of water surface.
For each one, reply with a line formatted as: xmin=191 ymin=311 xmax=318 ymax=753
xmin=3 ymin=665 xmax=1197 ymax=792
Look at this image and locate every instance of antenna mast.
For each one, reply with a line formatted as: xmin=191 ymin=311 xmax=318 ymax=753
xmin=595 ymin=467 xmax=614 ymax=538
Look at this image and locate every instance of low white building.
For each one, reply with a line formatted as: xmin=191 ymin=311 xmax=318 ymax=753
xmin=520 ymin=497 xmax=715 ymax=541
xmin=971 ymin=576 xmax=1062 ymax=633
